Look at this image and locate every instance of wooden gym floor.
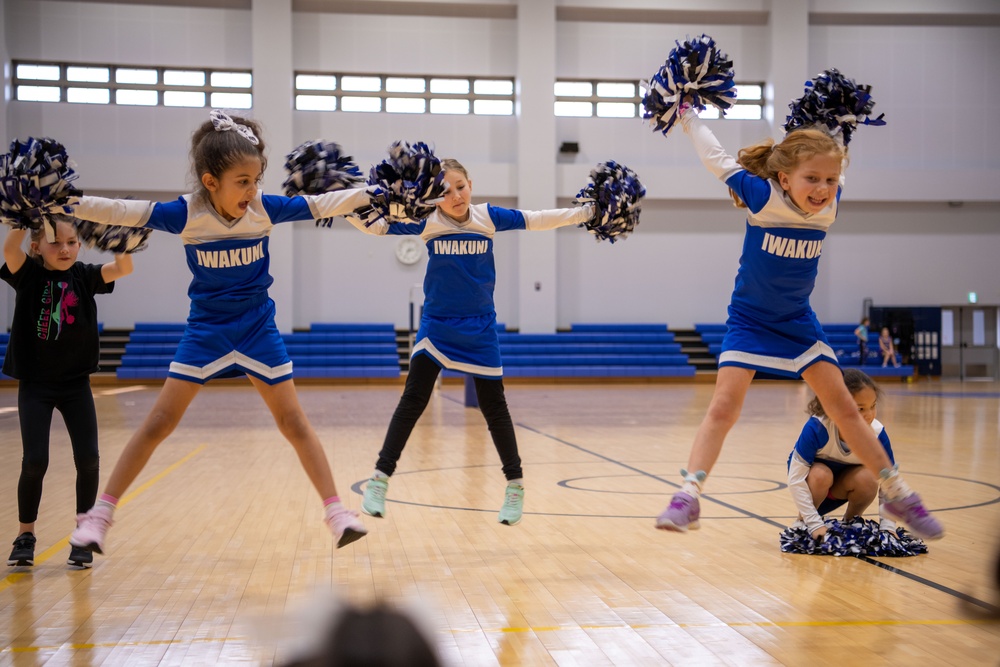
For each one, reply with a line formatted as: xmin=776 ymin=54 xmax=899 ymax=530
xmin=0 ymin=378 xmax=998 ymax=665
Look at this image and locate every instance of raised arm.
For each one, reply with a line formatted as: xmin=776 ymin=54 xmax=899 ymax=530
xmin=101 ymin=252 xmax=134 ymax=283
xmin=3 ymin=227 xmax=29 ymax=274
xmin=679 ymin=108 xmax=741 ymax=183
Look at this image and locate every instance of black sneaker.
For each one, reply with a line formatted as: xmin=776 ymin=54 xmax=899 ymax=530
xmin=68 ymin=545 xmax=93 ymax=568
xmin=7 ymin=532 xmax=36 ymax=566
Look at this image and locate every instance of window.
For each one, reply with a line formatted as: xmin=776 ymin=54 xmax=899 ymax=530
xmin=294 ymin=72 xmax=515 ymax=116
xmin=13 ymin=60 xmax=253 ymax=109
xmin=557 ymin=77 xmax=765 ymax=120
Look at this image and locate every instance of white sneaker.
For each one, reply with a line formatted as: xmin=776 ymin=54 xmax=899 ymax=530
xmin=325 ymin=507 xmax=367 ymax=548
xmin=70 ymin=506 xmax=114 ymax=555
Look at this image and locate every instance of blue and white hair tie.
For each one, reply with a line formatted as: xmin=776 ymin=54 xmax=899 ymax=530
xmin=209 ymin=109 xmax=259 ymax=146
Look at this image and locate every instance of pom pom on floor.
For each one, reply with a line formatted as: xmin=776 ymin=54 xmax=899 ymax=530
xmin=574 ymin=161 xmax=645 ymax=243
xmin=283 ymin=141 xmax=363 ymax=228
xmin=75 ymin=218 xmax=152 ymax=254
xmin=642 ymin=34 xmax=736 ymax=136
xmin=0 ymin=137 xmax=82 ymax=230
xmin=784 ymin=69 xmax=886 ymax=145
xmin=780 ymin=516 xmax=928 ymax=557
xmin=355 ymin=141 xmax=447 ymax=226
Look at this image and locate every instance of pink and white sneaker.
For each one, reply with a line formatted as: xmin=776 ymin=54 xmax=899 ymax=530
xmin=325 ymin=507 xmax=368 ymax=548
xmin=70 ymin=506 xmax=114 ymax=554
xmin=881 ymin=493 xmax=944 ymax=541
xmin=656 ymin=491 xmax=701 ymax=532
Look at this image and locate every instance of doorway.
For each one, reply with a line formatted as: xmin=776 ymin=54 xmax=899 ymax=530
xmin=941 ymin=306 xmax=999 ymax=380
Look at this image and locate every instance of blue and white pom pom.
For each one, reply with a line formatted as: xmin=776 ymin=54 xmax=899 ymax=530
xmin=74 ymin=217 xmax=152 ymax=254
xmin=642 ymin=34 xmax=736 ymax=136
xmin=779 ymin=517 xmax=927 ymax=557
xmin=573 ymin=161 xmax=645 ymax=243
xmin=784 ymin=69 xmax=886 ymax=145
xmin=356 ymin=141 xmax=447 ymax=226
xmin=0 ymin=137 xmax=82 ymax=231
xmin=283 ymin=140 xmax=363 ymax=228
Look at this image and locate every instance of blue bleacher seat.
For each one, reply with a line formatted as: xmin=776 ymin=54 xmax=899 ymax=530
xmin=116 ymin=323 xmax=400 ymax=380
xmin=443 ymin=324 xmax=694 ymax=379
xmin=570 ymin=323 xmax=669 ymax=332
xmin=308 ymin=323 xmax=395 ymax=332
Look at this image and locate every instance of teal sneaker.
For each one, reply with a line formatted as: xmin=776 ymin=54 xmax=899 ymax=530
xmin=362 ymin=476 xmax=389 ymax=518
xmin=498 ymin=483 xmax=524 ymax=525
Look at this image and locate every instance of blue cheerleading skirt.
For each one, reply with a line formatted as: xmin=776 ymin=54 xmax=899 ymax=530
xmin=718 ymin=305 xmax=839 ymax=379
xmin=411 ymin=312 xmax=502 ymax=379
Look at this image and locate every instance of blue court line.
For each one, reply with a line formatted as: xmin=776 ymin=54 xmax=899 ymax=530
xmin=517 ymin=421 xmax=1000 ymax=615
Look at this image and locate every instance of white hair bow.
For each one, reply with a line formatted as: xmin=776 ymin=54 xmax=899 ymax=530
xmin=209 ymin=109 xmax=259 ymax=145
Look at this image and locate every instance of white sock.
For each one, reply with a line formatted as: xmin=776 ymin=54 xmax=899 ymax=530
xmin=372 ymin=470 xmax=389 ymax=480
xmin=680 ymin=469 xmax=707 ymax=498
xmin=880 ymin=466 xmax=912 ymax=500
xmin=507 ymin=478 xmax=524 ymax=488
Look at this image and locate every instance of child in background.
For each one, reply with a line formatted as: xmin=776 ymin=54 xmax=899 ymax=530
xmin=351 ymin=158 xmax=598 ymax=526
xmin=654 ymin=104 xmax=943 ymax=541
xmin=855 ymin=317 xmax=870 ymax=366
xmin=879 ymin=327 xmax=899 ymax=368
xmin=3 ymin=219 xmax=133 ymax=568
xmin=787 ymin=369 xmax=898 ymax=540
xmin=68 ymin=110 xmax=375 ymax=556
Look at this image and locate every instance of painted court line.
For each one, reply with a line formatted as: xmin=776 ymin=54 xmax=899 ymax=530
xmin=517 ymin=422 xmax=1000 ymax=615
xmin=94 ymin=386 xmax=147 ymax=397
xmin=0 ymin=445 xmax=206 ymax=594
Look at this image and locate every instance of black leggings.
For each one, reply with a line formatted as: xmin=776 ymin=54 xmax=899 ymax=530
xmin=375 ymin=353 xmax=522 ymax=481
xmin=17 ymin=377 xmax=100 ymax=523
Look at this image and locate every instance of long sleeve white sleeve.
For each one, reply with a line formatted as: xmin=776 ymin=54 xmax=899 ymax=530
xmin=522 ymin=203 xmax=594 ymax=231
xmin=303 ymin=187 xmax=375 ymax=221
xmin=679 ymin=110 xmax=742 ymax=183
xmin=787 ymin=453 xmax=825 ymax=534
xmin=73 ymin=196 xmax=154 ymax=227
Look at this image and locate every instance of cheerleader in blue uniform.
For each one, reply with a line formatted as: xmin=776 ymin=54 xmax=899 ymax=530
xmin=654 ymin=104 xmax=943 ymax=541
xmin=68 ymin=110 xmax=372 ymax=556
xmin=354 ymin=159 xmax=596 ymax=526
xmin=787 ymin=369 xmax=899 ymax=541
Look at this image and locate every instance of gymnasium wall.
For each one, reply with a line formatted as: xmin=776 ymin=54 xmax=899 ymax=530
xmin=2 ymin=0 xmax=998 ymax=331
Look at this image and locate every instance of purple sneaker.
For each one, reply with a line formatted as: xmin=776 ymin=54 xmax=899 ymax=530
xmin=882 ymin=493 xmax=944 ymax=541
xmin=656 ymin=491 xmax=700 ymax=532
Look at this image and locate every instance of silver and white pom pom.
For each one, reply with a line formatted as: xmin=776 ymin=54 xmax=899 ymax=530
xmin=779 ymin=516 xmax=927 ymax=557
xmin=784 ymin=69 xmax=886 ymax=145
xmin=74 ymin=216 xmax=152 ymax=254
xmin=283 ymin=140 xmax=364 ymax=228
xmin=355 ymin=141 xmax=447 ymax=226
xmin=0 ymin=137 xmax=82 ymax=235
xmin=642 ymin=34 xmax=736 ymax=137
xmin=574 ymin=161 xmax=645 ymax=243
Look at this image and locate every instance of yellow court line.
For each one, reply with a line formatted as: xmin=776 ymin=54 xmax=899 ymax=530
xmin=1 ymin=635 xmax=235 ymax=654
xmin=94 ymin=386 xmax=147 ymax=397
xmin=0 ymin=445 xmax=206 ymax=593
xmin=478 ymin=617 xmax=1000 ymax=634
